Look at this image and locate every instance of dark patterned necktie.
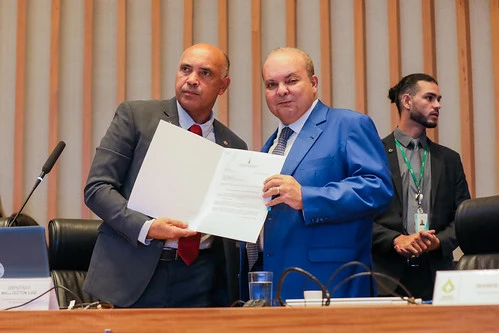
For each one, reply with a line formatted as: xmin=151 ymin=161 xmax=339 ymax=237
xmin=247 ymin=126 xmax=295 ymax=270
xmin=406 ymin=139 xmax=421 ymax=234
xmin=272 ymin=127 xmax=294 ymax=156
xmin=177 ymin=124 xmax=203 ymax=265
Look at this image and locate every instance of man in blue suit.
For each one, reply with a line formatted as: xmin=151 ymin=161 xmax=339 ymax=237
xmin=256 ymin=47 xmax=393 ymax=301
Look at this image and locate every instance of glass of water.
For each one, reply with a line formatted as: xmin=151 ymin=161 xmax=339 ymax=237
xmin=248 ymin=271 xmax=273 ymax=304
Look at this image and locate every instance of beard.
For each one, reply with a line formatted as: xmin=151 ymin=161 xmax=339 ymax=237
xmin=409 ymin=108 xmax=438 ymax=128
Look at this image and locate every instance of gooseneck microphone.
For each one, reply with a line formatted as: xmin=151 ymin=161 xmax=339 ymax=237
xmin=7 ymin=141 xmax=66 ymax=227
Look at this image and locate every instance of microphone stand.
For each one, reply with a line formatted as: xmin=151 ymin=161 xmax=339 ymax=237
xmin=7 ymin=172 xmax=46 ymax=228
xmin=6 ymin=140 xmax=65 ymax=227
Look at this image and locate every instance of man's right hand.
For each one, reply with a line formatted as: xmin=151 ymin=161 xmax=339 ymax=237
xmin=146 ymin=218 xmax=198 ymax=240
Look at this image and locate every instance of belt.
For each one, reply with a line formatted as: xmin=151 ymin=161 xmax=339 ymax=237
xmin=406 ymin=253 xmax=428 ymax=268
xmin=159 ymin=248 xmax=211 ymax=262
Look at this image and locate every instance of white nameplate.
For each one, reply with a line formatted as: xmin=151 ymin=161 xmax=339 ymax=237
xmin=433 ymin=269 xmax=499 ymax=306
xmin=0 ymin=277 xmax=58 ymax=310
xmin=287 ymin=295 xmax=418 ymax=307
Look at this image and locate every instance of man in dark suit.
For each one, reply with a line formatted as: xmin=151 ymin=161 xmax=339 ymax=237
xmin=251 ymin=47 xmax=393 ymax=301
xmin=83 ymin=43 xmax=247 ymax=308
xmin=372 ymin=73 xmax=471 ymax=300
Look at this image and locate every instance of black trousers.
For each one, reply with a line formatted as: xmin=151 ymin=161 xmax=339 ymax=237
xmin=128 ymin=251 xmax=217 ymax=308
xmin=395 ymin=257 xmax=434 ymax=301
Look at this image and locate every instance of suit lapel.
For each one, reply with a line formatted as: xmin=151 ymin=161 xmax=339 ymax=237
xmin=161 ymin=98 xmax=180 ymax=126
xmin=262 ymin=131 xmax=277 ymax=153
xmin=213 ymin=120 xmax=233 ymax=148
xmin=384 ymin=133 xmax=403 ymax=203
xmin=160 ymin=98 xmax=232 ymax=148
xmin=280 ymin=101 xmax=327 ymax=175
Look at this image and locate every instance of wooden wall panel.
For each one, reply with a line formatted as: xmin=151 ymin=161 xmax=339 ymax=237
xmin=387 ymin=0 xmax=401 ymax=130
xmin=116 ymin=0 xmax=126 ymax=106
xmin=319 ymin=0 xmax=332 ymax=106
xmin=492 ymin=0 xmax=499 ymax=193
xmin=455 ymin=0 xmax=475 ymax=197
xmin=183 ymin=0 xmax=193 ymax=49
xmin=3 ymin=0 xmax=499 ymax=224
xmin=286 ymin=0 xmax=296 ymax=48
xmin=81 ymin=0 xmax=93 ymax=219
xmin=13 ymin=0 xmax=27 ymax=211
xmin=218 ymin=0 xmax=229 ymax=125
xmin=353 ymin=0 xmax=367 ymax=114
xmin=252 ymin=0 xmax=262 ymax=149
xmin=151 ymin=0 xmax=161 ymax=100
xmin=47 ymin=0 xmax=61 ymax=221
xmin=421 ymin=0 xmax=439 ymax=142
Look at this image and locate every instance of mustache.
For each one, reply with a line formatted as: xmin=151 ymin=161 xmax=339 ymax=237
xmin=182 ymin=87 xmax=200 ymax=94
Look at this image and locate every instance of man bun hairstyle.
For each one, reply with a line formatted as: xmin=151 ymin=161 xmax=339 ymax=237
xmin=389 ymin=73 xmax=438 ymax=115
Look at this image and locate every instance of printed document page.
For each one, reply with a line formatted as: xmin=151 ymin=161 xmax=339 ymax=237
xmin=128 ymin=120 xmax=285 ymax=242
xmin=128 ymin=120 xmax=220 ymax=223
xmin=190 ymin=147 xmax=284 ymax=242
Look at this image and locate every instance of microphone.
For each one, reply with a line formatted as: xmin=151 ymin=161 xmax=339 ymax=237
xmin=41 ymin=141 xmax=66 ymax=178
xmin=7 ymin=141 xmax=66 ymax=227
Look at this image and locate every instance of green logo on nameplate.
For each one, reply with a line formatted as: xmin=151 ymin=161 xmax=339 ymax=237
xmin=442 ymin=279 xmax=455 ymax=293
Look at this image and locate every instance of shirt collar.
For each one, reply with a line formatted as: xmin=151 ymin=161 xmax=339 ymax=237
xmin=394 ymin=127 xmax=429 ymax=149
xmin=277 ymin=99 xmax=318 ymax=135
xmin=177 ymin=101 xmax=214 ymax=137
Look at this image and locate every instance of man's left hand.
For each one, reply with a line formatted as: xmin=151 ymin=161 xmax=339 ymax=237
xmin=420 ymin=230 xmax=440 ymax=252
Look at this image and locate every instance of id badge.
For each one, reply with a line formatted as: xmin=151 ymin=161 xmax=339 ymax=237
xmin=414 ymin=213 xmax=429 ymax=232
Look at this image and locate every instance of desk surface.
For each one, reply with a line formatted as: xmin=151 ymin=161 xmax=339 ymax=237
xmin=1 ymin=305 xmax=498 ymax=332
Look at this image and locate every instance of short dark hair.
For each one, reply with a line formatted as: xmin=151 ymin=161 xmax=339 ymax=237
xmin=388 ymin=73 xmax=438 ymax=115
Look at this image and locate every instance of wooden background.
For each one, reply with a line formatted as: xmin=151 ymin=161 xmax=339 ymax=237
xmin=0 ymin=0 xmax=497 ymax=226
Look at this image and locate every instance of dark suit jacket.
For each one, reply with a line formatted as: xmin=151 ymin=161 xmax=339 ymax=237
xmin=83 ymin=98 xmax=247 ymax=307
xmin=260 ymin=101 xmax=393 ymax=300
xmin=372 ymin=132 xmax=470 ymax=293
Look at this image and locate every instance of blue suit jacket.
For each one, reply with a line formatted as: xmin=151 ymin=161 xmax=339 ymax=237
xmin=261 ymin=100 xmax=393 ymax=301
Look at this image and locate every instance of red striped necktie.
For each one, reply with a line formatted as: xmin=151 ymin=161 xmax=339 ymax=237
xmin=177 ymin=124 xmax=203 ymax=265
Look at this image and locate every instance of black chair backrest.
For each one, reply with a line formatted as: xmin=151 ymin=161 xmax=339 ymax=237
xmin=0 ymin=217 xmax=9 ymax=227
xmin=455 ymin=195 xmax=499 ymax=270
xmin=455 ymin=195 xmax=499 ymax=255
xmin=48 ymin=218 xmax=102 ymax=308
xmin=48 ymin=218 xmax=102 ymax=271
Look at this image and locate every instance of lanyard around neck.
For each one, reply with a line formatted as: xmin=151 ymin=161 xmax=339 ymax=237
xmin=395 ymin=139 xmax=427 ymax=192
